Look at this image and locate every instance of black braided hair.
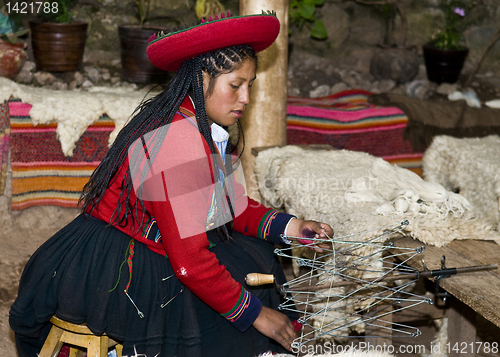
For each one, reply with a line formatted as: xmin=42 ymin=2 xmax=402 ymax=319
xmin=79 ymin=45 xmax=257 ymax=241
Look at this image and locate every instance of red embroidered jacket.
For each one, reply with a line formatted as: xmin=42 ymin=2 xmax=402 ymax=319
xmin=89 ymin=96 xmax=293 ymax=331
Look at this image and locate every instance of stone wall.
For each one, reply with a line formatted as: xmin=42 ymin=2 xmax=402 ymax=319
xmin=60 ymin=0 xmax=500 ymax=84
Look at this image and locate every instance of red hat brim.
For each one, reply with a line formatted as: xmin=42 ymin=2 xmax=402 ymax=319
xmin=147 ymin=13 xmax=280 ymax=72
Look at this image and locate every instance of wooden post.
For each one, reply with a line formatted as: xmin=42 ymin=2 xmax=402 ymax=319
xmin=238 ymin=0 xmax=289 ymax=202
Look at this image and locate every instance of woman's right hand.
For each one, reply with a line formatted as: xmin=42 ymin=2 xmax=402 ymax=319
xmin=252 ymin=306 xmax=296 ymax=351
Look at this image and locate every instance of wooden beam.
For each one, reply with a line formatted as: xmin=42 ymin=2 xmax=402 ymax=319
xmin=238 ymin=0 xmax=289 ymax=202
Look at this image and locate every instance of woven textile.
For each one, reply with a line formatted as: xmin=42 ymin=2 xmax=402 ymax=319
xmin=0 ymin=102 xmax=9 ymax=194
xmin=8 ymin=89 xmax=420 ymax=210
xmin=287 ymin=90 xmax=423 ymax=175
xmin=9 ymin=100 xmax=113 ymax=210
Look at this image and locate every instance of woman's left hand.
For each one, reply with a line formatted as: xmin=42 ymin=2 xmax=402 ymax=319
xmin=285 ymin=219 xmax=333 ymax=252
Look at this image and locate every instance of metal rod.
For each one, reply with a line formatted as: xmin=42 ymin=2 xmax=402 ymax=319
xmin=247 ymin=263 xmax=498 ymax=293
xmin=287 ymin=263 xmax=497 ymax=292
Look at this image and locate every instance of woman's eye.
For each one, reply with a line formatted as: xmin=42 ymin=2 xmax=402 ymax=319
xmin=230 ymin=84 xmax=239 ymax=89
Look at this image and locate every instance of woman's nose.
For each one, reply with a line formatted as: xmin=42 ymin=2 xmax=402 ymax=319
xmin=239 ymin=86 xmax=250 ymax=104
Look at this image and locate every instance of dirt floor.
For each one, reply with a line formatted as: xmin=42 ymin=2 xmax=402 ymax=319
xmin=0 ymin=199 xmax=79 ymax=356
xmin=1 ymin=204 xmax=500 ymax=357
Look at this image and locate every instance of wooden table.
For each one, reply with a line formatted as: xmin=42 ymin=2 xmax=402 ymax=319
xmin=391 ymin=237 xmax=500 ymax=357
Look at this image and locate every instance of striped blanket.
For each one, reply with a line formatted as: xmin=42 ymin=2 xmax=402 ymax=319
xmin=9 ymin=100 xmax=114 ymax=210
xmin=0 ymin=102 xmax=9 ymax=194
xmin=287 ymin=89 xmax=423 ymax=174
xmin=7 ymin=89 xmax=422 ymax=210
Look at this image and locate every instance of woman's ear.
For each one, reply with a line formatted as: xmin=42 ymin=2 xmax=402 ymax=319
xmin=202 ymin=71 xmax=211 ymax=97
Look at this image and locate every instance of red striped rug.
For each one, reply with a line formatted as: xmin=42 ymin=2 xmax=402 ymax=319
xmin=0 ymin=102 xmax=9 ymax=194
xmin=9 ymin=100 xmax=114 ymax=210
xmin=287 ymin=89 xmax=424 ymax=175
xmin=8 ymin=89 xmax=422 ymax=210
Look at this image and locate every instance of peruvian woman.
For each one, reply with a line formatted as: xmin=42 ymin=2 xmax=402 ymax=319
xmin=10 ymin=12 xmax=333 ymax=357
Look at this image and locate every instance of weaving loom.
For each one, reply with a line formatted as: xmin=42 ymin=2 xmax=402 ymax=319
xmin=274 ymin=221 xmax=431 ymax=349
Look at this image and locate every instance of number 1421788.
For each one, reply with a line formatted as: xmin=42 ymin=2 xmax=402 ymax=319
xmin=5 ymin=1 xmax=59 ymax=15
xmin=431 ymin=342 xmax=499 ymax=354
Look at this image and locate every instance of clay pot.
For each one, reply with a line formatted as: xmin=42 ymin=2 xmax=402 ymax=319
xmin=423 ymin=44 xmax=469 ymax=84
xmin=118 ymin=25 xmax=170 ymax=84
xmin=30 ymin=21 xmax=88 ymax=72
xmin=0 ymin=39 xmax=27 ymax=79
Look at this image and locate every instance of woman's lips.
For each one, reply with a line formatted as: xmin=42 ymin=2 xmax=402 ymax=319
xmin=232 ymin=110 xmax=244 ymax=118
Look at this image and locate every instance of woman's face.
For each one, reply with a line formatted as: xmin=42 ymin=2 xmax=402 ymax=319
xmin=203 ymin=58 xmax=256 ymax=127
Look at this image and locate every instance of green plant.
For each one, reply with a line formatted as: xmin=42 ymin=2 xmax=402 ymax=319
xmin=135 ymin=0 xmax=152 ymax=27
xmin=36 ymin=0 xmax=79 ymax=23
xmin=289 ymin=0 xmax=327 ymax=40
xmin=430 ymin=0 xmax=477 ymax=50
xmin=195 ymin=0 xmax=224 ymax=20
xmin=0 ymin=10 xmax=28 ymax=43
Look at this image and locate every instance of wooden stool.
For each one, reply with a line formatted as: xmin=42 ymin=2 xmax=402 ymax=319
xmin=39 ymin=316 xmax=123 ymax=357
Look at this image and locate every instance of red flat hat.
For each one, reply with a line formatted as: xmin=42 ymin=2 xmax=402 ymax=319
xmin=147 ymin=12 xmax=280 ymax=72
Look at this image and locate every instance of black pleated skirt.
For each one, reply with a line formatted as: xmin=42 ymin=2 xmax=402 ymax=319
xmin=9 ymin=214 xmax=297 ymax=357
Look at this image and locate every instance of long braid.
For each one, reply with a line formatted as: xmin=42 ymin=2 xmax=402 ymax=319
xmin=80 ymin=60 xmax=195 ymax=228
xmin=80 ymin=45 xmax=256 ymax=239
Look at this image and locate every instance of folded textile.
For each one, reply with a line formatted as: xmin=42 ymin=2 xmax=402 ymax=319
xmin=9 ymin=100 xmax=113 ymax=210
xmin=287 ymin=90 xmax=423 ymax=175
xmin=0 ymin=102 xmax=9 ymax=194
xmin=368 ymin=93 xmax=500 ymax=151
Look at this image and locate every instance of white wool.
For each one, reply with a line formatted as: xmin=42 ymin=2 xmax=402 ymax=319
xmin=423 ymin=135 xmax=500 ymax=231
xmin=0 ymin=77 xmax=156 ymax=156
xmin=255 ymin=145 xmax=306 ymax=208
xmin=254 ymin=146 xmax=499 ymax=342
xmin=485 ymin=99 xmax=500 ymax=109
xmin=345 ymin=158 xmax=472 ymax=219
xmin=254 ymin=146 xmax=500 ymax=248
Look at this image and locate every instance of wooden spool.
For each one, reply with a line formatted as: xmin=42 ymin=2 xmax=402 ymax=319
xmin=39 ymin=315 xmax=123 ymax=357
xmin=245 ymin=273 xmax=275 ymax=286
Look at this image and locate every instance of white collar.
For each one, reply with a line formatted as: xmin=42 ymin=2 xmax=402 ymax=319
xmin=211 ymin=123 xmax=229 ymax=143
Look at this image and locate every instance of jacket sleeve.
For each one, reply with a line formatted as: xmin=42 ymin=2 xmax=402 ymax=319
xmin=228 ymin=170 xmax=295 ymax=245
